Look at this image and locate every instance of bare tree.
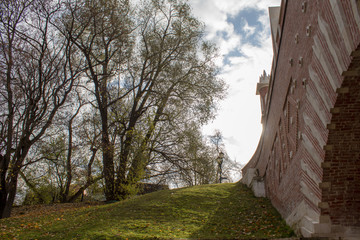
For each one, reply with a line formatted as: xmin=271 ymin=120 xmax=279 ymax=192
xmin=22 ymin=92 xmax=102 ymax=203
xmin=0 ymin=0 xmax=81 ymax=218
xmin=148 ymin=122 xmax=218 ymax=187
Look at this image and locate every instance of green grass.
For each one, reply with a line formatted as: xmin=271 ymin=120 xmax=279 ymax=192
xmin=0 ymin=183 xmax=295 ymax=239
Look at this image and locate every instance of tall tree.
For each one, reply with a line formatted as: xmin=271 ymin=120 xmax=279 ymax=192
xmin=0 ymin=0 xmax=227 ymax=214
xmin=113 ymin=0 xmax=226 ymax=198
xmin=61 ymin=0 xmax=133 ymax=201
xmin=61 ymin=0 xmax=225 ymax=200
xmin=0 ymin=0 xmax=81 ymax=218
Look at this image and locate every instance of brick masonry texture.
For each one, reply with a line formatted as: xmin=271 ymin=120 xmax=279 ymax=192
xmin=242 ymin=0 xmax=360 ymax=238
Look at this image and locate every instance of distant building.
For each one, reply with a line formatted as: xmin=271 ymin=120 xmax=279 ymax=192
xmin=242 ymin=1 xmax=360 ymax=239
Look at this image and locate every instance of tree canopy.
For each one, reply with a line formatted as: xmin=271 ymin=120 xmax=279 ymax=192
xmin=0 ymin=0 xmax=228 ymax=218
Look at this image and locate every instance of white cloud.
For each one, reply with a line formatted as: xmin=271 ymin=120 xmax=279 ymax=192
xmin=190 ymin=0 xmax=281 ymax=179
xmin=243 ymin=20 xmax=256 ymax=37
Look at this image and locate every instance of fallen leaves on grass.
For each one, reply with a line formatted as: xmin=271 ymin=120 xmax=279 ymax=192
xmin=11 ymin=202 xmax=104 ymax=218
xmin=0 ymin=183 xmax=294 ymax=240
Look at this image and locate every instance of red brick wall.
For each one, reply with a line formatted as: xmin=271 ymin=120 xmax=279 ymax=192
xmin=321 ymin=54 xmax=360 ymax=227
xmin=243 ymin=0 xmax=360 ymax=236
xmin=318 ymin=0 xmax=360 ymax=229
xmin=257 ymin=0 xmax=324 ymax=219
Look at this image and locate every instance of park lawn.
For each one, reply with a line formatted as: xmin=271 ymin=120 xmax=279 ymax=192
xmin=0 ymin=182 xmax=295 ymax=239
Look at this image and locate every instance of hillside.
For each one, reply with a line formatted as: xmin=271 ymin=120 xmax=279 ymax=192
xmin=0 ymin=183 xmax=294 ymax=239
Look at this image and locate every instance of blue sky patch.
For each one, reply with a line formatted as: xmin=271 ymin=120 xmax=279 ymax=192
xmin=216 ymin=30 xmax=230 ymax=41
xmin=227 ymin=8 xmax=265 ymax=47
xmin=223 ymin=49 xmax=243 ymax=66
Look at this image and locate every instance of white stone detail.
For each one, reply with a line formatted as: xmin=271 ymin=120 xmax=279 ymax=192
xmin=303 ymin=112 xmax=326 ymax=147
xmin=242 ymin=168 xmax=257 ymax=186
xmin=251 ymin=180 xmax=266 ymax=198
xmin=312 ymin=35 xmax=341 ymax=91
xmin=241 ymin=168 xmax=266 ymax=198
xmin=308 ymin=66 xmax=333 ymax=111
xmin=317 ymin=15 xmax=347 ymax=74
xmin=285 ymin=200 xmax=320 ymax=237
xmin=306 ymin=24 xmax=312 ymax=37
xmin=301 ymin=216 xmax=317 ymax=237
xmin=330 ymin=0 xmax=354 ymax=54
xmin=314 ymin=223 xmax=332 ymax=234
xmin=350 ymin=0 xmax=360 ymax=30
xmin=301 ymin=159 xmax=321 ymax=185
xmin=301 ymin=134 xmax=323 ymax=167
xmin=305 ymin=88 xmax=329 ymax=128
xmin=302 ymin=2 xmax=307 ymax=13
xmin=300 ymin=180 xmax=321 ymax=207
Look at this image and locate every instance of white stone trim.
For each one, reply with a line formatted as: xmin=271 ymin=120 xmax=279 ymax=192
xmin=300 ymin=180 xmax=321 ymax=207
xmin=305 ymin=88 xmax=329 ymax=128
xmin=301 ymin=134 xmax=322 ymax=167
xmin=307 ymin=64 xmax=334 ymax=111
xmin=350 ymin=0 xmax=360 ymax=30
xmin=303 ymin=111 xmax=326 ymax=147
xmin=330 ymin=0 xmax=354 ymax=55
xmin=285 ymin=200 xmax=320 ymax=237
xmin=301 ymin=159 xmax=321 ymax=186
xmin=318 ymin=15 xmax=347 ymax=74
xmin=312 ymin=35 xmax=341 ymax=91
xmin=241 ymin=168 xmax=266 ymax=198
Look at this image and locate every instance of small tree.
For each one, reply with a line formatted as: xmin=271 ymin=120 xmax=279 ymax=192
xmin=210 ymin=130 xmax=228 ymax=183
xmin=21 ymin=98 xmax=104 ymax=204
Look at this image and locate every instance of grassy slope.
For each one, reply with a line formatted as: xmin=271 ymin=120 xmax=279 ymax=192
xmin=0 ymin=183 xmax=294 ymax=239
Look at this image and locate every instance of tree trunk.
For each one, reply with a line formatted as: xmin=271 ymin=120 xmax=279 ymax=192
xmin=0 ymin=198 xmax=12 ymax=219
xmin=103 ymin=145 xmax=115 ymax=200
xmin=127 ymin=87 xmax=172 ymax=187
xmin=63 ymin=120 xmax=73 ymax=202
xmin=115 ymin=116 xmax=138 ymax=199
xmin=100 ymin=91 xmax=115 ymax=200
xmin=68 ymin=176 xmax=102 ymax=203
xmin=4 ymin=176 xmax=18 ymax=218
xmin=0 ymin=157 xmax=9 ymax=218
xmin=1 ymin=163 xmax=21 ymax=218
xmin=62 ymin=104 xmax=81 ymax=203
xmin=67 ymin=148 xmax=99 ymax=202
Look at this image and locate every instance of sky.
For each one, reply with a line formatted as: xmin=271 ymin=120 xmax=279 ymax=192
xmin=189 ymin=0 xmax=281 ymax=180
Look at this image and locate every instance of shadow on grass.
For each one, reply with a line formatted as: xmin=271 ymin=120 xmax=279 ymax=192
xmin=0 ymin=183 xmax=295 ymax=240
xmin=189 ymin=183 xmax=295 ymax=239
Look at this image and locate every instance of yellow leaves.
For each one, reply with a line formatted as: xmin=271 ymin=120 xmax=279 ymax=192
xmin=0 ymin=232 xmax=7 ymax=237
xmin=0 ymin=183 xmax=295 ymax=239
xmin=27 ymin=222 xmax=41 ymax=229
